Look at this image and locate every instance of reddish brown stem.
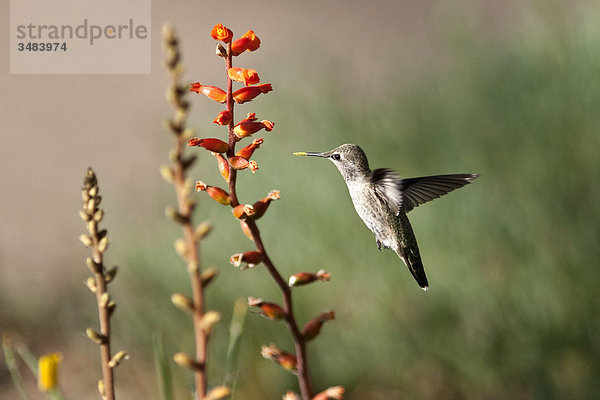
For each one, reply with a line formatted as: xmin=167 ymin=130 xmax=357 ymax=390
xmin=223 ymin=41 xmax=313 ymax=400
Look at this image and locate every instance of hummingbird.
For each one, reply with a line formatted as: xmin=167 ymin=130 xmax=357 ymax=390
xmin=294 ymin=143 xmax=478 ymax=291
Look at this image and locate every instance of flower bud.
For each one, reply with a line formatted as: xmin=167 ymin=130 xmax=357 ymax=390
xmin=195 ymin=181 xmax=231 ymax=206
xmin=201 ymin=267 xmax=218 ymax=286
xmin=214 ymin=153 xmax=230 ymax=183
xmin=213 ymin=110 xmax=233 ymax=125
xmin=228 ymin=67 xmax=260 ymax=86
xmin=187 ymin=137 xmax=229 ymax=153
xmin=260 ymin=344 xmax=297 ymax=374
xmin=240 ymin=220 xmax=254 ymax=240
xmin=190 ymin=83 xmax=227 ymax=103
xmin=173 ymin=352 xmax=203 ymax=371
xmin=210 ymin=24 xmax=233 ymax=43
xmin=248 ymin=297 xmax=286 ymax=320
xmin=312 ymin=386 xmax=345 ymax=400
xmin=216 ymin=43 xmax=227 ymax=57
xmin=233 ymin=84 xmax=273 ymax=104
xmin=171 ymin=292 xmax=195 ymax=314
xmin=289 ymin=269 xmax=331 ymax=287
xmin=194 ymin=220 xmax=213 ymax=241
xmin=86 ymin=328 xmax=107 ymax=344
xmin=234 ymin=120 xmax=274 ymax=139
xmin=230 ymin=250 xmax=263 ymax=269
xmin=199 ymin=311 xmax=221 ymax=335
xmin=301 ymin=310 xmax=335 ymax=342
xmin=236 ymin=138 xmax=264 ymax=159
xmin=108 ymin=351 xmax=129 ymax=368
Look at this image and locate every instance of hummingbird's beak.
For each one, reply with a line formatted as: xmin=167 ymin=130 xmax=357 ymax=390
xmin=293 ymin=151 xmax=327 ymax=158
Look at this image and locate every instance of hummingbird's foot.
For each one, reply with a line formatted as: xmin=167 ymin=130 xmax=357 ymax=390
xmin=376 ymin=239 xmax=383 ymax=251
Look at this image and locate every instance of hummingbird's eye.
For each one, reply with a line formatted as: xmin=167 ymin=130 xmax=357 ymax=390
xmin=332 ymin=153 xmax=341 ymax=160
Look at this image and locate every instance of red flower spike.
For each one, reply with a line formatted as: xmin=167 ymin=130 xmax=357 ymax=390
xmin=215 ymin=153 xmax=230 ymax=183
xmin=229 ymin=156 xmax=250 ymax=170
xmin=240 ymin=220 xmax=254 ymax=240
xmin=289 ymin=269 xmax=331 ymax=287
xmin=231 ymin=37 xmax=251 ymax=56
xmin=188 ymin=138 xmax=229 ymax=153
xmin=230 ymin=250 xmax=263 ymax=269
xmin=211 ymin=24 xmax=233 ymax=43
xmin=242 ymin=30 xmax=261 ymax=51
xmin=236 ymin=138 xmax=264 ymax=160
xmin=301 ymin=310 xmax=336 ymax=342
xmin=213 ymin=110 xmax=232 ymax=125
xmin=234 ymin=120 xmax=274 ymax=139
xmin=313 ymin=387 xmax=345 ymax=400
xmin=190 ymin=83 xmax=227 ymax=103
xmin=260 ymin=344 xmax=297 ymax=374
xmin=233 ymin=84 xmax=273 ymax=104
xmin=251 ymin=190 xmax=281 ymax=220
xmin=248 ymin=297 xmax=286 ymax=320
xmin=228 ymin=68 xmax=260 ymax=86
xmin=195 ymin=181 xmax=231 ymax=206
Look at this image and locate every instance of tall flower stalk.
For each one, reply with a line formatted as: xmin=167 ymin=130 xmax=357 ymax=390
xmin=189 ymin=24 xmax=340 ymax=400
xmin=161 ymin=25 xmax=225 ymax=400
xmin=79 ymin=168 xmax=128 ymax=400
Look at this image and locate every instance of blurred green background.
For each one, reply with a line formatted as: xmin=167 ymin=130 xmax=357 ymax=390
xmin=2 ymin=0 xmax=600 ymax=399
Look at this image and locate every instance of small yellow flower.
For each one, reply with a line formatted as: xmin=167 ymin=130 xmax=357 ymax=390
xmin=38 ymin=353 xmax=62 ymax=392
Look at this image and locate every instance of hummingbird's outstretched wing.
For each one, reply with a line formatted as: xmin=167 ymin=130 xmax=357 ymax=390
xmin=372 ymin=170 xmax=478 ymax=214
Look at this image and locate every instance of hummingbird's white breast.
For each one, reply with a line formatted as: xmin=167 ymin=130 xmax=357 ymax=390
xmin=345 ymin=177 xmax=397 ymax=250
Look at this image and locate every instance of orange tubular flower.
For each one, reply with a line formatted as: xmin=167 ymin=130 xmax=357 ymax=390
xmin=251 ymin=190 xmax=280 ymax=220
xmin=236 ymin=138 xmax=264 ymax=159
xmin=228 ymin=156 xmax=250 ymax=170
xmin=248 ymin=297 xmax=286 ymax=320
xmin=228 ymin=68 xmax=260 ymax=86
xmin=195 ymin=181 xmax=231 ymax=206
xmin=288 ymin=269 xmax=331 ymax=287
xmin=231 ymin=37 xmax=251 ymax=56
xmin=230 ymin=250 xmax=264 ymax=269
xmin=242 ymin=30 xmax=261 ymax=51
xmin=213 ymin=110 xmax=232 ymax=125
xmin=187 ymin=137 xmax=229 ymax=153
xmin=232 ymin=204 xmax=256 ymax=220
xmin=211 ymin=24 xmax=233 ymax=43
xmin=190 ymin=83 xmax=227 ymax=103
xmin=234 ymin=120 xmax=274 ymax=139
xmin=233 ymin=84 xmax=273 ymax=104
xmin=301 ymin=310 xmax=335 ymax=341
xmin=261 ymin=344 xmax=297 ymax=374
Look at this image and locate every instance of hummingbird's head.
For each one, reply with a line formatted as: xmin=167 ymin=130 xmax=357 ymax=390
xmin=294 ymin=143 xmax=370 ymax=181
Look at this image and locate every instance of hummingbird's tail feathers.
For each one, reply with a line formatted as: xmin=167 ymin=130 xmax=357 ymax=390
xmin=399 ymin=173 xmax=479 ymax=213
xmin=396 ymin=247 xmax=429 ymax=290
